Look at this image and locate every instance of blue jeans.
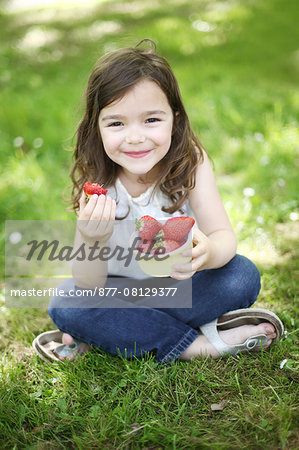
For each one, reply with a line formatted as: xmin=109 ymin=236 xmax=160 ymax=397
xmin=48 ymin=255 xmax=261 ymax=363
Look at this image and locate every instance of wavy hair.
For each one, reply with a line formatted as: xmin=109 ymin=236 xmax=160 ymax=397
xmin=70 ymin=39 xmax=204 ymax=216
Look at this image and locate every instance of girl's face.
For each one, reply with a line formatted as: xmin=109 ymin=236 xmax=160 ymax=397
xmin=98 ymin=79 xmax=174 ymax=183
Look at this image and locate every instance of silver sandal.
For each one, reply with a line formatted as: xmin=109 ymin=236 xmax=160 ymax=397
xmin=32 ymin=330 xmax=86 ymax=362
xmin=200 ymin=308 xmax=284 ymax=356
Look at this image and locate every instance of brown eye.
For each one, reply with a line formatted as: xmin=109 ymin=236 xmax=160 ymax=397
xmin=146 ymin=118 xmax=160 ymax=123
xmin=108 ymin=121 xmax=123 ymax=127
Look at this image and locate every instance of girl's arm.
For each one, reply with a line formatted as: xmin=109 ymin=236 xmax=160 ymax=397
xmin=171 ymin=150 xmax=237 ymax=279
xmin=71 ymin=192 xmax=116 ymax=289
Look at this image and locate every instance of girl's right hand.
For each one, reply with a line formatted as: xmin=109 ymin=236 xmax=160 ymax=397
xmin=77 ymin=191 xmax=116 ymax=244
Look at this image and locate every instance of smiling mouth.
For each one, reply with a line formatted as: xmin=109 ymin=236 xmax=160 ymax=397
xmin=124 ymin=150 xmax=152 ymax=158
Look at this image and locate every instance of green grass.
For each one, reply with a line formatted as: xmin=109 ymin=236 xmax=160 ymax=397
xmin=0 ymin=0 xmax=298 ymax=448
xmin=0 ymin=330 xmax=298 ymax=449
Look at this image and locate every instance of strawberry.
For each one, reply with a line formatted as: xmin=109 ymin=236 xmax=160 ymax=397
xmin=137 ymin=238 xmax=181 ymax=255
xmin=159 ymin=217 xmax=195 ymax=241
xmin=137 ymin=240 xmax=159 ymax=255
xmin=83 ymin=182 xmax=108 ymax=197
xmin=155 ymin=239 xmax=181 ymax=254
xmin=135 ymin=215 xmax=163 ymax=240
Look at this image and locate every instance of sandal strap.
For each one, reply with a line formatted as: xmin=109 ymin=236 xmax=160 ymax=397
xmin=200 ymin=320 xmax=234 ymax=355
xmin=200 ymin=320 xmax=268 ymax=356
xmin=52 ymin=339 xmax=82 ymax=359
xmin=230 ymin=335 xmax=268 ymax=354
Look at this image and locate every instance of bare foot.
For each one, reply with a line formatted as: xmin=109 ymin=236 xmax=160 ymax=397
xmin=180 ymin=323 xmax=277 ymax=360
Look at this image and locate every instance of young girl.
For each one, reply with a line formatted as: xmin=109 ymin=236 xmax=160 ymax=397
xmin=35 ymin=40 xmax=283 ymax=363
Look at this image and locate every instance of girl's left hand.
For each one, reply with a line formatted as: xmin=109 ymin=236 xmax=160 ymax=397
xmin=170 ymin=227 xmax=214 ymax=280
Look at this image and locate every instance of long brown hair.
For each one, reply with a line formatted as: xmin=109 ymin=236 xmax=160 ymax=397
xmin=70 ymin=39 xmax=204 ymax=215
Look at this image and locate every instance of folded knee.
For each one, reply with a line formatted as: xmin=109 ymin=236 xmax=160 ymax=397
xmin=223 ymin=255 xmax=261 ymax=306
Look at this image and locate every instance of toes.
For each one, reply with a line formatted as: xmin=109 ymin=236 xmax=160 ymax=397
xmin=62 ymin=333 xmax=73 ymax=345
xmin=78 ymin=344 xmax=91 ymax=355
xmin=258 ymin=324 xmax=277 ymax=344
xmin=260 ymin=323 xmax=276 ymax=336
xmin=265 ymin=325 xmax=275 ymax=334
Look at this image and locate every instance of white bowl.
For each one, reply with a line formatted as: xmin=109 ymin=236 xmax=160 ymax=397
xmin=130 ymin=221 xmax=193 ymax=277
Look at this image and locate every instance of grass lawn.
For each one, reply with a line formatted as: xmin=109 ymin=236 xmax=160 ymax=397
xmin=0 ymin=0 xmax=298 ymax=448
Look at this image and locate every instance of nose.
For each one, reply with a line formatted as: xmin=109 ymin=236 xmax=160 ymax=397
xmin=125 ymin=127 xmax=146 ymax=144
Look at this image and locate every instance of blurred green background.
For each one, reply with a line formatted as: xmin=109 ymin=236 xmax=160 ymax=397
xmin=0 ymin=0 xmax=298 ymax=279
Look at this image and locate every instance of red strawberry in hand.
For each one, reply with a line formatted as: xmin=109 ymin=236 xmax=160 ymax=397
xmin=83 ymin=182 xmax=108 ymax=198
xmin=136 ymin=215 xmax=163 ymax=240
xmin=159 ymin=217 xmax=195 ymax=242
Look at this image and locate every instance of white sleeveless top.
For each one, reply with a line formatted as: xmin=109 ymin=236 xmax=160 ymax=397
xmin=106 ymin=178 xmax=197 ymax=279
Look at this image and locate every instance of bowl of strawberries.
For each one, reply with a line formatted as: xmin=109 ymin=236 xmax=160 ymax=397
xmin=131 ymin=215 xmax=195 ymax=277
